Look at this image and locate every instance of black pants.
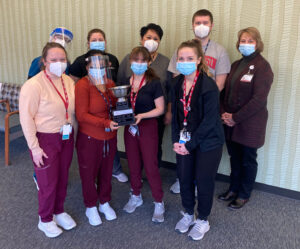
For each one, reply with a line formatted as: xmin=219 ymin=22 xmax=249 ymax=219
xmin=226 ymin=140 xmax=258 ymax=199
xmin=176 ymin=146 xmax=222 ymax=220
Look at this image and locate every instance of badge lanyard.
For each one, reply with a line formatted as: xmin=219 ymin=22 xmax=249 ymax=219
xmin=182 ymin=70 xmax=200 ymax=126
xmin=130 ymin=74 xmax=146 ymax=112
xmin=92 ymin=80 xmax=113 ymax=133
xmin=94 ymin=84 xmax=113 ymax=118
xmin=44 ymin=70 xmax=69 ymax=121
xmin=203 ymin=39 xmax=210 ymax=55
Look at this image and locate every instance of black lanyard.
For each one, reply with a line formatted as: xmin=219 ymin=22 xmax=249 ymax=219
xmin=203 ymin=39 xmax=210 ymax=55
xmin=94 ymin=85 xmax=112 ymax=118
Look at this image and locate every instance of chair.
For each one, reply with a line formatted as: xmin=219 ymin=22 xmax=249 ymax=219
xmin=0 ymin=82 xmax=22 ymax=166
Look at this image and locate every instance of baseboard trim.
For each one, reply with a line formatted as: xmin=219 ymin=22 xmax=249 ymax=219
xmin=118 ymin=151 xmax=300 ymax=200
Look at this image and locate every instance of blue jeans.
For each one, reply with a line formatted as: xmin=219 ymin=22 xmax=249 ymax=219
xmin=112 ymin=151 xmax=123 ymax=175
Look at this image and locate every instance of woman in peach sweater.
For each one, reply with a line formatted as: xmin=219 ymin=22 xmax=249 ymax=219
xmin=20 ymin=42 xmax=76 ymax=238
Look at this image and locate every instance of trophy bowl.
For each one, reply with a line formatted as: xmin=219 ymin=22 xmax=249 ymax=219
xmin=109 ymin=85 xmax=131 ymax=99
xmin=109 ymin=85 xmax=135 ymax=126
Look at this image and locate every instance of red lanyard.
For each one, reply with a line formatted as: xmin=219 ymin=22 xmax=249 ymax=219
xmin=44 ymin=70 xmax=69 ymax=120
xmin=130 ymin=74 xmax=146 ymax=111
xmin=182 ymin=70 xmax=199 ymax=126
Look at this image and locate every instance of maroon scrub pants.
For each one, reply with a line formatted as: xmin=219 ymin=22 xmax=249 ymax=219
xmin=31 ymin=132 xmax=74 ymax=223
xmin=76 ymin=131 xmax=117 ymax=207
xmin=124 ymin=118 xmax=163 ymax=202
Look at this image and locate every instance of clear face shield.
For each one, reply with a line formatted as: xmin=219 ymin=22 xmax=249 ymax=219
xmin=49 ymin=27 xmax=73 ymax=48
xmin=87 ymin=55 xmax=112 ymax=86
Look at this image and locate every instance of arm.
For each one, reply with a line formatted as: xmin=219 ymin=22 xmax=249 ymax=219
xmin=135 ymin=96 xmax=164 ymax=124
xmin=19 ymin=82 xmax=48 ymax=166
xmin=185 ymin=90 xmax=220 ymax=152
xmin=232 ymin=63 xmax=273 ymax=124
xmin=171 ymin=80 xmax=180 ymax=144
xmin=215 ymin=73 xmax=228 ymax=91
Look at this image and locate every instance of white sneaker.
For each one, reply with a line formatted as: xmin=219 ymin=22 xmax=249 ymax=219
xmin=112 ymin=172 xmax=128 ymax=183
xmin=123 ymin=194 xmax=143 ymax=213
xmin=99 ymin=202 xmax=117 ymax=221
xmin=175 ymin=211 xmax=195 ymax=233
xmin=170 ymin=179 xmax=180 ymax=194
xmin=188 ymin=219 xmax=210 ymax=240
xmin=85 ymin=207 xmax=102 ymax=226
xmin=152 ymin=202 xmax=165 ymax=223
xmin=38 ymin=219 xmax=63 ymax=238
xmin=53 ymin=212 xmax=76 ymax=230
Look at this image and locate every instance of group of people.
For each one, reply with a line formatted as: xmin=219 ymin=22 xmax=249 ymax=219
xmin=19 ymin=8 xmax=273 ymax=241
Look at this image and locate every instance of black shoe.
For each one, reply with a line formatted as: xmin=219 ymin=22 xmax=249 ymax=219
xmin=217 ymin=190 xmax=237 ymax=202
xmin=228 ymin=198 xmax=249 ymax=210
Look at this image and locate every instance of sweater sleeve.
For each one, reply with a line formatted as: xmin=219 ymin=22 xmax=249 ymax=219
xmin=75 ymin=79 xmax=111 ymax=128
xmin=185 ymin=90 xmax=220 ymax=152
xmin=232 ymin=62 xmax=273 ymax=124
xmin=19 ymin=81 xmax=43 ymax=155
xmin=171 ymin=78 xmax=180 ymax=144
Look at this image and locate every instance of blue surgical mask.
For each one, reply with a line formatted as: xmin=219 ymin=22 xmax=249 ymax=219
xmin=89 ymin=68 xmax=106 ymax=83
xmin=90 ymin=41 xmax=105 ymax=51
xmin=239 ymin=44 xmax=255 ymax=56
xmin=176 ymin=62 xmax=197 ymax=76
xmin=130 ymin=62 xmax=148 ymax=75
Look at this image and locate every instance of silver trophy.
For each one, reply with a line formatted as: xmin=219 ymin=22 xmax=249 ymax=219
xmin=109 ymin=85 xmax=135 ymax=126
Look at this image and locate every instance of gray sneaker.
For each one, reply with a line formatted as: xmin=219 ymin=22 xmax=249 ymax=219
xmin=175 ymin=211 xmax=195 ymax=233
xmin=188 ymin=219 xmax=210 ymax=240
xmin=152 ymin=202 xmax=165 ymax=223
xmin=123 ymin=193 xmax=143 ymax=213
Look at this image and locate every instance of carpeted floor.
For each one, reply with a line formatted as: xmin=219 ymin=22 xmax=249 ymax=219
xmin=0 ymin=134 xmax=299 ymax=249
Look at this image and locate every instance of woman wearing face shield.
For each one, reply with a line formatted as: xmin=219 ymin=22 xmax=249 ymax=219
xmin=218 ymin=27 xmax=273 ymax=210
xmin=28 ymin=27 xmax=73 ymax=79
xmin=117 ymin=23 xmax=170 ymax=169
xmin=75 ymin=50 xmax=119 ymax=226
xmin=122 ymin=46 xmax=165 ymax=223
xmin=69 ymin=28 xmax=119 ymax=83
xmin=20 ymin=42 xmax=76 ymax=238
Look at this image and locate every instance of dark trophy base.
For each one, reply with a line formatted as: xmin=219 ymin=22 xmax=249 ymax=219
xmin=112 ymin=108 xmax=135 ymax=126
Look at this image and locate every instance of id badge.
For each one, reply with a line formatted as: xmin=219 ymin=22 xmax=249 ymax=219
xmin=179 ymin=129 xmax=191 ymax=144
xmin=241 ymin=74 xmax=254 ymax=82
xmin=62 ymin=124 xmax=72 ymax=140
xmin=128 ymin=125 xmax=138 ymax=137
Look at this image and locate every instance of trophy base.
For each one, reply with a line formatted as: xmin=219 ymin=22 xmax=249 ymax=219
xmin=112 ymin=108 xmax=135 ymax=126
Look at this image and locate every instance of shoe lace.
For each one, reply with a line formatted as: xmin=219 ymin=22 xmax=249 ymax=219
xmin=193 ymin=220 xmax=207 ymax=233
xmin=180 ymin=211 xmax=193 ymax=226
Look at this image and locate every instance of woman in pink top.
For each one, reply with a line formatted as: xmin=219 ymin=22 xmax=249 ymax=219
xmin=19 ymin=42 xmax=76 ymax=238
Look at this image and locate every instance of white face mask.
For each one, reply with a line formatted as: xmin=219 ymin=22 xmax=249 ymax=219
xmin=49 ymin=62 xmax=67 ymax=77
xmin=144 ymin=39 xmax=159 ymax=53
xmin=54 ymin=38 xmax=66 ymax=48
xmin=194 ymin=24 xmax=210 ymax=39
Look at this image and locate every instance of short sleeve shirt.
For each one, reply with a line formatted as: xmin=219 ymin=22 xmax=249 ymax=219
xmin=167 ymin=40 xmax=231 ymax=80
xmin=117 ymin=53 xmax=169 ymax=92
xmin=124 ymin=78 xmax=163 ymax=116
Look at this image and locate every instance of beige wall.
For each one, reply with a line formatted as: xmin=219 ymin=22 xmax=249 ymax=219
xmin=1 ymin=0 xmax=300 ymax=192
